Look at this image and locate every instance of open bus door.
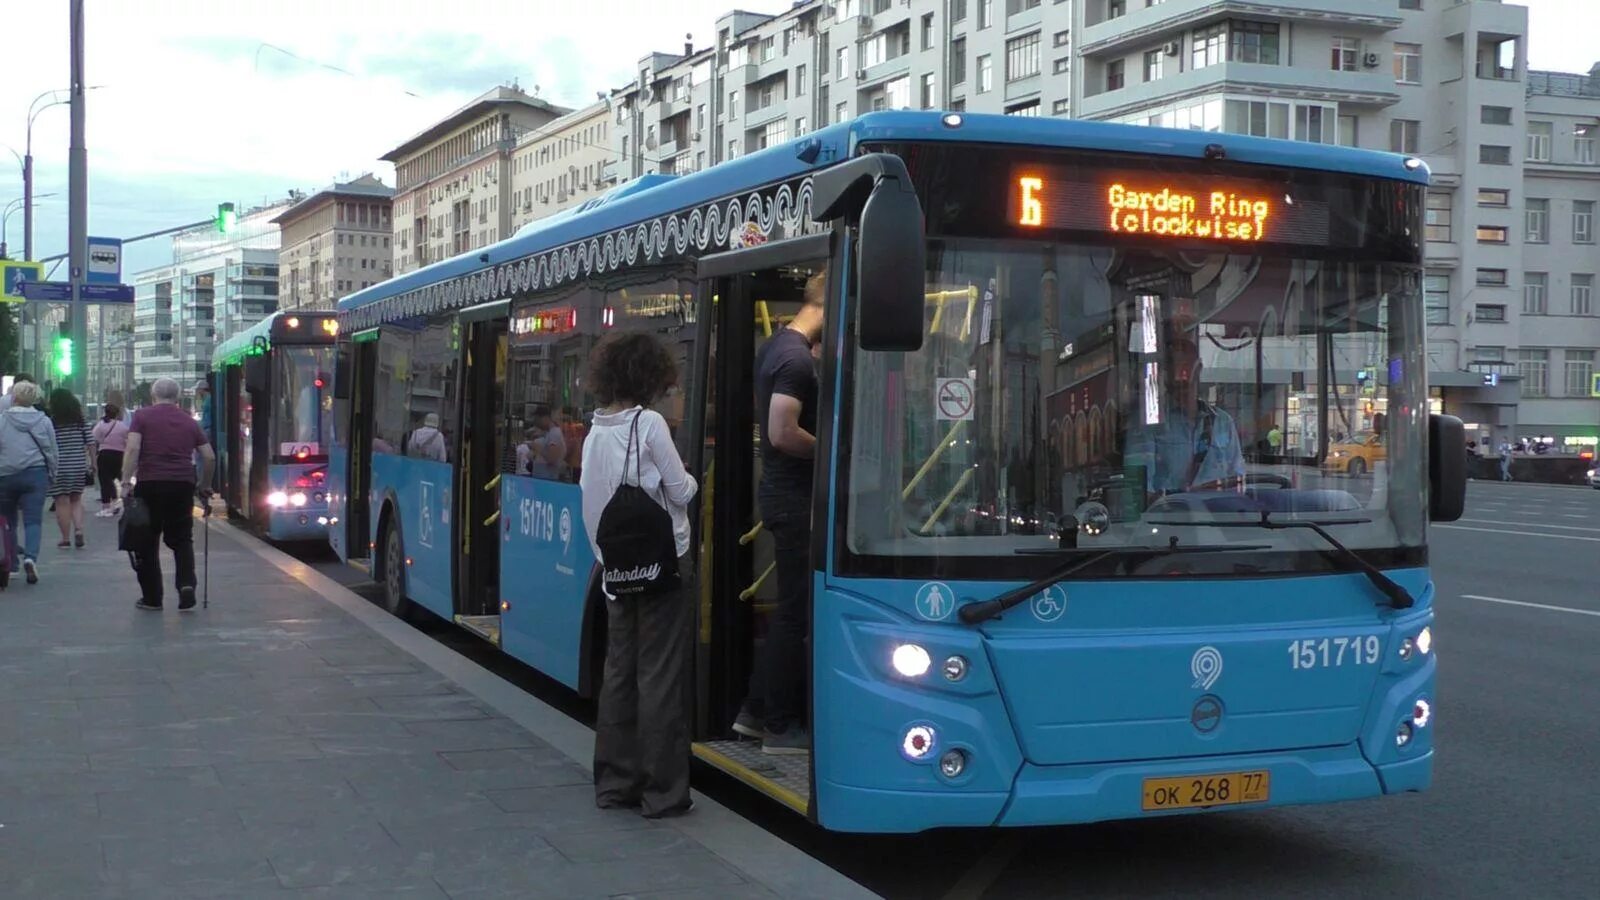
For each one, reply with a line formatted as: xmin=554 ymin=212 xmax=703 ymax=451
xmin=455 ymin=311 xmax=508 ymax=644
xmin=691 ymin=236 xmax=829 ymax=818
xmin=344 ymin=337 xmax=377 ymax=562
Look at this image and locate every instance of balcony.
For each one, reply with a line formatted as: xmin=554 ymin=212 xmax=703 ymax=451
xmin=859 ymin=54 xmax=912 ymax=87
xmin=1005 ymin=74 xmax=1042 ymax=102
xmin=754 ymin=51 xmax=791 ymax=83
xmin=1005 ymin=3 xmax=1043 ymax=34
xmin=1078 ymin=61 xmax=1399 ymax=120
xmin=1079 ymin=0 xmax=1401 ymax=57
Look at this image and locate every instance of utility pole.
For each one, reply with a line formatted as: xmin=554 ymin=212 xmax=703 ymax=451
xmin=67 ymin=0 xmax=88 ymax=394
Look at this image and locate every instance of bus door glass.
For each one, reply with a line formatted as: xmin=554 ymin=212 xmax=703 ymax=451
xmin=346 ymin=337 xmax=378 ymax=558
xmin=458 ymin=316 xmax=507 ymax=618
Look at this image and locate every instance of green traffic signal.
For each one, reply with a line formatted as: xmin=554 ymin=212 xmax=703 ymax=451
xmin=54 ymin=335 xmax=73 ymax=377
xmin=217 ymin=202 xmax=237 ymax=234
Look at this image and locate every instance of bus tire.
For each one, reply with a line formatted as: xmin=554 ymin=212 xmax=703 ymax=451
xmin=379 ymin=514 xmax=414 ymax=621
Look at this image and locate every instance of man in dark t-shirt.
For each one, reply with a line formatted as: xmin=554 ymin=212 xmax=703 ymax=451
xmin=122 ymin=377 xmax=214 ymax=612
xmin=738 ymin=270 xmax=826 ymax=756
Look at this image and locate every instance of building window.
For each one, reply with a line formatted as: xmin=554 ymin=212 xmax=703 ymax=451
xmin=1477 ymin=188 xmax=1509 ymax=207
xmin=837 ymin=47 xmax=849 ymax=79
xmin=1006 ymin=32 xmax=1041 ymax=81
xmin=1574 ymin=274 xmax=1596 ymax=316
xmin=1524 ymin=272 xmax=1548 ymax=314
xmin=1518 ymin=349 xmax=1549 ymax=397
xmin=794 ymin=116 xmax=808 ymax=136
xmin=1394 ymin=43 xmax=1421 ymax=83
xmin=954 ymin=0 xmax=967 ymax=22
xmin=1526 ymin=198 xmax=1548 ymax=243
xmin=1107 ymin=0 xmax=1125 ymax=17
xmin=922 ymin=13 xmax=935 ymax=50
xmin=1053 ymin=30 xmax=1069 ymax=48
xmin=1224 ymin=99 xmax=1287 ymax=138
xmin=1338 ymin=114 xmax=1358 ymax=147
xmin=978 ymin=0 xmax=992 ymax=29
xmin=1473 ymin=346 xmax=1505 ymax=364
xmin=1229 ymin=21 xmax=1279 ymax=65
xmin=1390 ymin=119 xmax=1420 ymax=154
xmin=1192 ymin=25 xmax=1224 ymax=69
xmin=1053 ymin=57 xmax=1070 ymax=74
xmin=920 ymin=73 xmax=936 ymax=108
xmin=1480 ymin=105 xmax=1512 ymax=125
xmin=1479 ymin=145 xmax=1511 ymax=165
xmin=1143 ymin=49 xmax=1163 ymax=81
xmin=1401 ymin=0 xmax=1421 ymax=8
xmin=727 ymin=139 xmax=737 ymax=159
xmin=1528 ymin=121 xmax=1559 ymax=162
xmin=1577 ymin=132 xmax=1597 ymax=165
xmin=728 ymin=90 xmax=738 ymax=117
xmin=1475 ymin=304 xmax=1506 ymax=323
xmin=1105 ymin=59 xmax=1125 ymax=91
xmin=1424 ymin=191 xmax=1452 ymax=242
xmin=1424 ymin=270 xmax=1449 ymax=324
xmin=1476 ymin=268 xmax=1508 ymax=287
xmin=836 ymin=101 xmax=848 ymax=123
xmin=1006 ymin=100 xmax=1041 ymax=117
xmin=795 ymin=65 xmax=807 ymax=96
xmin=1331 ymin=37 xmax=1360 ymax=72
xmin=1575 ymin=201 xmax=1595 ymax=244
xmin=1052 ymin=98 xmax=1070 ymax=115
xmin=885 ymin=76 xmax=911 ymax=110
xmin=952 ymin=38 xmax=967 ymax=83
xmin=1295 ymin=105 xmax=1331 ymax=143
xmin=1007 ymin=0 xmax=1042 ymax=11
xmin=1476 ymin=225 xmax=1508 ymax=244
xmin=759 ymin=120 xmax=787 ymax=148
xmin=978 ymin=54 xmax=993 ymax=92
xmin=1565 ymin=350 xmax=1595 ymax=396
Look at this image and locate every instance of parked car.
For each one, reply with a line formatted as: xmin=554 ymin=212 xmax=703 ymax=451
xmin=1323 ymin=432 xmax=1386 ymax=476
xmin=1587 ymin=466 xmax=1599 ymax=489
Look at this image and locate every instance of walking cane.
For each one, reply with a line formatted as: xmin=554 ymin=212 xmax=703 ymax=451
xmin=201 ymin=492 xmax=211 ymax=609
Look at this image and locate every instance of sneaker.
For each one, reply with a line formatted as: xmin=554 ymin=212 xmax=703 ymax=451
xmin=95 ymin=508 xmax=115 ymax=518
xmin=732 ymin=706 xmax=764 ymax=739
xmin=22 ymin=558 xmax=37 ymax=585
xmin=178 ymin=587 xmax=197 ymax=611
xmin=761 ymin=725 xmax=811 ymax=756
xmin=135 ymin=599 xmax=162 ymax=611
xmin=74 ymin=533 xmax=85 ymax=548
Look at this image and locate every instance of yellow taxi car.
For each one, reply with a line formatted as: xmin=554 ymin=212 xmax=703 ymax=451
xmin=1324 ymin=431 xmax=1385 ymax=476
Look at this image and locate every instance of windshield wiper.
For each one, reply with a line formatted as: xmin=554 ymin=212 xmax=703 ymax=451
xmin=1146 ymin=512 xmax=1414 ymax=610
xmin=957 ymin=543 xmax=1272 ymax=625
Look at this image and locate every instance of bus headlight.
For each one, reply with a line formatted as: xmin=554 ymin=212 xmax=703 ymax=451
xmin=1395 ymin=721 xmax=1414 ymax=747
xmin=289 ymin=492 xmax=308 ymax=507
xmin=892 ymin=644 xmax=931 ymax=678
xmin=1415 ymin=626 xmax=1432 ymax=655
xmin=943 ymin=655 xmax=969 ymax=682
xmin=267 ymin=491 xmax=288 ymax=507
xmin=939 ymin=749 xmax=967 ymax=778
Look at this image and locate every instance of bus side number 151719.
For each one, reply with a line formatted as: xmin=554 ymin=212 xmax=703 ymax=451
xmin=1287 ymin=636 xmax=1381 ymax=670
xmin=519 ymin=498 xmax=556 ymax=542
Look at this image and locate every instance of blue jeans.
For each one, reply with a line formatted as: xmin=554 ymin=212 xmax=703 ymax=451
xmin=0 ymin=466 xmax=49 ymax=564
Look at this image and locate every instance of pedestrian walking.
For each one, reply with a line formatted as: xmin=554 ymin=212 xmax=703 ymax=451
xmin=0 ymin=381 xmax=59 ymax=585
xmin=47 ymin=389 xmax=95 ymax=549
xmin=120 ymin=377 xmax=215 ymax=612
xmin=91 ymin=403 xmax=130 ymax=516
xmin=1499 ymin=441 xmax=1513 ymax=482
xmin=579 ymin=332 xmax=698 ymax=819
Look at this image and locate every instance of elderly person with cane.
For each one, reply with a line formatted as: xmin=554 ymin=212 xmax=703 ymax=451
xmin=121 ymin=377 xmax=214 ymax=612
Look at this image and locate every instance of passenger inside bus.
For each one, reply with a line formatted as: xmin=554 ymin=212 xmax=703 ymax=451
xmin=405 ymin=413 xmax=449 ymax=462
xmin=1123 ymin=334 xmax=1246 ymax=501
xmin=518 ymin=406 xmax=567 ymax=480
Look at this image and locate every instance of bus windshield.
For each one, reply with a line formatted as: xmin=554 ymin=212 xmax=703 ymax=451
xmin=275 ymin=346 xmax=334 ymax=461
xmin=841 ymin=144 xmax=1427 ymax=580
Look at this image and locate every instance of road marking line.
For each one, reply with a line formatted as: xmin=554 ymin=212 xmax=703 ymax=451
xmin=1434 ymin=524 xmax=1600 ymax=542
xmin=939 ymin=833 xmax=1030 ymax=900
xmin=1463 ymin=594 xmax=1600 ymax=619
xmin=1454 ymin=518 xmax=1600 ymax=533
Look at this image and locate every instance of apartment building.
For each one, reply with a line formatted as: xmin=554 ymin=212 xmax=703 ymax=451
xmin=384 ymin=85 xmax=569 ymax=276
xmin=132 ymin=200 xmax=286 ymax=387
xmin=509 ymin=101 xmax=617 ymax=231
xmin=274 ymin=174 xmax=395 ymax=311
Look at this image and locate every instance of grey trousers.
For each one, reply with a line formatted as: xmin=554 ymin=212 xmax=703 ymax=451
xmin=593 ymin=555 xmax=693 ymax=816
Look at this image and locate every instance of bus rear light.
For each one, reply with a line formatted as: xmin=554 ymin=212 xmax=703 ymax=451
xmin=901 ymin=724 xmax=937 ymax=761
xmin=939 ymin=749 xmax=967 ymax=778
xmin=891 ymin=644 xmax=931 ymax=678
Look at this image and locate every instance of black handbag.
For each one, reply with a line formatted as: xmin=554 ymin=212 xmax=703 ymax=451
xmin=117 ymin=496 xmax=152 ymax=552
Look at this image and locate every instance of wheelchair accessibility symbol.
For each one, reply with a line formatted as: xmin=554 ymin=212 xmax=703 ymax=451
xmin=1031 ymin=585 xmax=1067 ymax=622
xmin=914 ymin=582 xmax=955 ymax=621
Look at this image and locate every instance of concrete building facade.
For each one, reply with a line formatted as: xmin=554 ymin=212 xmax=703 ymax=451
xmin=132 ymin=200 xmax=286 ymax=387
xmin=509 ymin=102 xmax=617 ymax=231
xmin=274 ymin=174 xmax=395 ymax=311
xmin=385 ymin=86 xmax=568 ymax=276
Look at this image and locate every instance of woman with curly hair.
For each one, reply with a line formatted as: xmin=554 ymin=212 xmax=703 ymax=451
xmin=48 ymin=388 xmax=96 ymax=548
xmin=578 ymin=331 xmax=698 ymax=819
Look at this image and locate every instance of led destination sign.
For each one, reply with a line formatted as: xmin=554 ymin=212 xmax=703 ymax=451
xmin=1011 ymin=167 xmax=1329 ymax=247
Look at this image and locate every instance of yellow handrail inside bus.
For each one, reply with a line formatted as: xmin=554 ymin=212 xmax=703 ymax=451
xmin=740 ymin=521 xmax=763 ymax=545
xmin=757 ymin=300 xmax=772 ymax=338
xmin=927 ymin=286 xmax=973 ymax=333
xmin=483 ymin=511 xmax=499 ymax=527
xmin=902 ymin=420 xmax=967 ymax=500
xmin=483 ymin=474 xmax=500 ymax=492
xmin=740 ymin=561 xmax=776 ymax=601
xmin=920 ymin=467 xmax=974 ymax=535
xmin=699 ymin=460 xmax=714 ymax=644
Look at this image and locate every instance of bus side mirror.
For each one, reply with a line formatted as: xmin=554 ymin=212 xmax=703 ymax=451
xmin=1429 ymin=414 xmax=1466 ymax=522
xmin=244 ymin=355 xmax=269 ymax=395
xmin=812 ymin=152 xmax=926 ymax=352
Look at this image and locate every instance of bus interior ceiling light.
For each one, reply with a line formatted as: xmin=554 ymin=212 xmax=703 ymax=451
xmin=892 ymin=644 xmax=932 ymax=678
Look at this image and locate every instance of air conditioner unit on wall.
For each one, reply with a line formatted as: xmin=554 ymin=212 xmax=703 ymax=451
xmin=1363 ymin=52 xmax=1380 ymax=68
xmin=1165 ymin=40 xmax=1181 ymax=56
xmin=856 ymin=69 xmax=868 ymax=80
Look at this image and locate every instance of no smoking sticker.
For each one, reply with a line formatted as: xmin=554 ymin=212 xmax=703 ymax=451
xmin=936 ymin=377 xmax=975 ymax=422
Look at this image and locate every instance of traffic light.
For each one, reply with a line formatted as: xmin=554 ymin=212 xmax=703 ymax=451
xmin=216 ymin=202 xmax=237 ymax=234
xmin=54 ymin=331 xmax=73 ymax=378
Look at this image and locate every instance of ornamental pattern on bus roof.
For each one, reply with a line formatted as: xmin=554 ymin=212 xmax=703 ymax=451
xmin=340 ymin=175 xmax=819 ymax=331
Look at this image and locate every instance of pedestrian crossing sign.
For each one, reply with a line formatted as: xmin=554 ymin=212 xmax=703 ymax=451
xmin=0 ymin=261 xmax=44 ymax=303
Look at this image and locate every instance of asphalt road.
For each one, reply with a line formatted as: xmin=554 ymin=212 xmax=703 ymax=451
xmin=303 ymin=480 xmax=1600 ymax=899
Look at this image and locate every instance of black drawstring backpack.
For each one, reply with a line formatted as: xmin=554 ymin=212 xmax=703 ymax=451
xmin=594 ymin=412 xmax=681 ymax=597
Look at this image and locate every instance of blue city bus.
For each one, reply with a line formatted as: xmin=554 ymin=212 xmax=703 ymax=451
xmin=212 ymin=310 xmax=338 ymax=541
xmin=326 ymin=111 xmax=1467 ymax=833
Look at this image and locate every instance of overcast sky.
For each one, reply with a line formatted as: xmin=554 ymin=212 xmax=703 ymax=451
xmin=1 ymin=0 xmax=1594 ymax=275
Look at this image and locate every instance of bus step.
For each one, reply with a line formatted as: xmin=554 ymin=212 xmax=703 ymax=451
xmin=692 ymin=740 xmax=809 ymax=816
xmin=454 ymin=615 xmax=502 ymax=646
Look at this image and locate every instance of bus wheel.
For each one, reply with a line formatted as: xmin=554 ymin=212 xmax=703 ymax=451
xmin=382 ymin=523 xmax=408 ymax=617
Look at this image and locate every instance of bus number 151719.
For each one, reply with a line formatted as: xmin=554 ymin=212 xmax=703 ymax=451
xmin=1287 ymin=636 xmax=1380 ymax=670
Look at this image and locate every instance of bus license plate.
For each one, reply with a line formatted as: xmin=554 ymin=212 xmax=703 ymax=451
xmin=1141 ymin=771 xmax=1270 ymax=812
